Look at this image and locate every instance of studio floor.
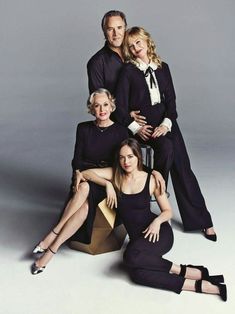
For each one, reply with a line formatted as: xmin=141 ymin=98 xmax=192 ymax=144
xmin=0 ymin=138 xmax=234 ymax=314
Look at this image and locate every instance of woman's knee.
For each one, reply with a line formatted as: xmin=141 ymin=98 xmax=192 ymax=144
xmin=73 ymin=182 xmax=90 ymax=199
xmin=78 ymin=182 xmax=90 ymax=194
xmin=159 ymin=137 xmax=173 ymax=156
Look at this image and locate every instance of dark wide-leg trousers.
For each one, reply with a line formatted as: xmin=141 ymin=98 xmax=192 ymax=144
xmin=124 ymin=222 xmax=185 ymax=294
xmin=170 ymin=122 xmax=213 ymax=230
xmin=139 ymin=121 xmax=213 ymax=231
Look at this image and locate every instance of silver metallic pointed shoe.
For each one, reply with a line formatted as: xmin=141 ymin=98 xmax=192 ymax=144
xmin=32 ymin=244 xmax=46 ymax=254
xmin=31 ymin=262 xmax=46 ymax=275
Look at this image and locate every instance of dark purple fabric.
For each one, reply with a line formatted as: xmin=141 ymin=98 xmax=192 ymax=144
xmin=70 ymin=121 xmax=128 ymax=243
xmin=114 ymin=62 xmax=213 ymax=230
xmin=117 ymin=173 xmax=184 ymax=294
xmin=87 ymin=42 xmax=123 ymax=95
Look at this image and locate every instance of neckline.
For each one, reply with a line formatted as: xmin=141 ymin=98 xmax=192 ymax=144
xmin=121 ymin=173 xmax=149 ymax=196
xmin=93 ymin=121 xmax=114 ymax=132
xmin=104 ymin=42 xmax=124 ymax=62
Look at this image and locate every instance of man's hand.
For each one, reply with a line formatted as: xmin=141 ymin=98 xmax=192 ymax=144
xmin=130 ymin=110 xmax=147 ymax=126
xmin=152 ymin=125 xmax=168 ymax=138
xmin=137 ymin=125 xmax=153 ymax=141
xmin=151 ymin=170 xmax=165 ymax=195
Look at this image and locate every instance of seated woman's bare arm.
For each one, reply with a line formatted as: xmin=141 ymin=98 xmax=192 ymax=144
xmin=82 ymin=167 xmax=117 ymax=208
xmin=149 ymin=176 xmax=173 ymax=220
xmin=82 ymin=167 xmax=113 ymax=185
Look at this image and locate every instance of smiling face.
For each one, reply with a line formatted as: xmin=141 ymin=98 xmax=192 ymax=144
xmin=92 ymin=92 xmax=113 ymax=121
xmin=119 ymin=145 xmax=139 ymax=173
xmin=128 ymin=36 xmax=149 ymax=63
xmin=105 ymin=16 xmax=126 ymax=49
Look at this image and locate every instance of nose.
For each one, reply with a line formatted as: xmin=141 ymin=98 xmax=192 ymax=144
xmin=132 ymin=44 xmax=138 ymax=52
xmin=99 ymin=105 xmax=103 ymax=112
xmin=113 ymin=28 xmax=117 ymax=36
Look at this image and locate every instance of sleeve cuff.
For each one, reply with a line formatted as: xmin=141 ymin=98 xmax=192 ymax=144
xmin=128 ymin=121 xmax=142 ymax=135
xmin=160 ymin=118 xmax=172 ymax=132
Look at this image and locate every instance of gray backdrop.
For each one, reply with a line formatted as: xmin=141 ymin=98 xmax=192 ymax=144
xmin=0 ymin=1 xmax=235 ymax=313
xmin=1 ymin=1 xmax=234 ymax=195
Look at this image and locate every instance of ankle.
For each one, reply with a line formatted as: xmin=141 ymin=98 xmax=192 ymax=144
xmin=52 ymin=229 xmax=59 ymax=235
xmin=48 ymin=247 xmax=57 ymax=254
xmin=170 ymin=264 xmax=181 ymax=275
xmin=196 ymin=280 xmax=220 ymax=295
xmin=205 ymin=227 xmax=216 ymax=235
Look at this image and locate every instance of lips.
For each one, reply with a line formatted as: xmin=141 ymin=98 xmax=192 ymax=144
xmin=99 ymin=112 xmax=107 ymax=117
xmin=135 ymin=49 xmax=143 ymax=55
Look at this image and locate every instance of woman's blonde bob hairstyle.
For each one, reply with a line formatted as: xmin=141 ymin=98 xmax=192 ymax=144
xmin=123 ymin=26 xmax=162 ymax=67
xmin=87 ymin=88 xmax=116 ymax=115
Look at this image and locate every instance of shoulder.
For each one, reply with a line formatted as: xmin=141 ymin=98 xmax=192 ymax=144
xmin=113 ymin=123 xmax=129 ymax=137
xmin=122 ymin=62 xmax=136 ymax=72
xmin=113 ymin=122 xmax=128 ymax=131
xmin=87 ymin=47 xmax=106 ymax=68
xmin=158 ymin=61 xmax=171 ymax=73
xmin=76 ymin=121 xmax=94 ymax=131
xmin=119 ymin=62 xmax=138 ymax=78
xmin=149 ymin=174 xmax=157 ymax=194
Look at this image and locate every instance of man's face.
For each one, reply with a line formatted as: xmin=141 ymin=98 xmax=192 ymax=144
xmin=105 ymin=16 xmax=125 ymax=49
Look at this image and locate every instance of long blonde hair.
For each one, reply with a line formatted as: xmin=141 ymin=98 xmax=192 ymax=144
xmin=113 ymin=138 xmax=143 ymax=193
xmin=123 ymin=26 xmax=162 ymax=67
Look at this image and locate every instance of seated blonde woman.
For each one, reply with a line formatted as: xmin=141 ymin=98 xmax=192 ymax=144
xmin=31 ymin=88 xmax=164 ymax=274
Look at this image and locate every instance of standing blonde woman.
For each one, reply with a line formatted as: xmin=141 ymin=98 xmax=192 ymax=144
xmin=114 ymin=27 xmax=216 ymax=241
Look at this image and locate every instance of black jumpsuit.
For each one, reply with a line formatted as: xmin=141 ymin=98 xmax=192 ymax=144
xmin=118 ymin=173 xmax=185 ymax=294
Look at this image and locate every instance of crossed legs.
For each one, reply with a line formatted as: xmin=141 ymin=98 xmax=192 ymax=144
xmin=33 ymin=182 xmax=90 ymax=268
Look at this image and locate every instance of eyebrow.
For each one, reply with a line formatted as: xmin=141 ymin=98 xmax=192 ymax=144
xmin=119 ymin=154 xmax=134 ymax=157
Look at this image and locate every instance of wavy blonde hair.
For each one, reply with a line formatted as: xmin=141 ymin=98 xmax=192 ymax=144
xmin=123 ymin=27 xmax=162 ymax=67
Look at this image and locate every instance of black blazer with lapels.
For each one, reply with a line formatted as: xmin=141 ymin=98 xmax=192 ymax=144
xmin=114 ymin=62 xmax=178 ymax=129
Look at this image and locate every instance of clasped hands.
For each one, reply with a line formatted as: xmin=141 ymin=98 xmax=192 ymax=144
xmin=130 ymin=110 xmax=168 ymax=141
xmin=138 ymin=125 xmax=168 ymax=141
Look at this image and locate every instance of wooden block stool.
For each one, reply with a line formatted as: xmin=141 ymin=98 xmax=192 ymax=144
xmin=69 ymin=199 xmax=127 ymax=255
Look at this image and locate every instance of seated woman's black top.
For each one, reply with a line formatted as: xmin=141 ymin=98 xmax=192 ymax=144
xmin=72 ymin=121 xmax=129 ymax=171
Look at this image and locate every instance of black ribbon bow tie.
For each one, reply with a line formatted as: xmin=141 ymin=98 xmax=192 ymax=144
xmin=144 ymin=66 xmax=156 ymax=89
